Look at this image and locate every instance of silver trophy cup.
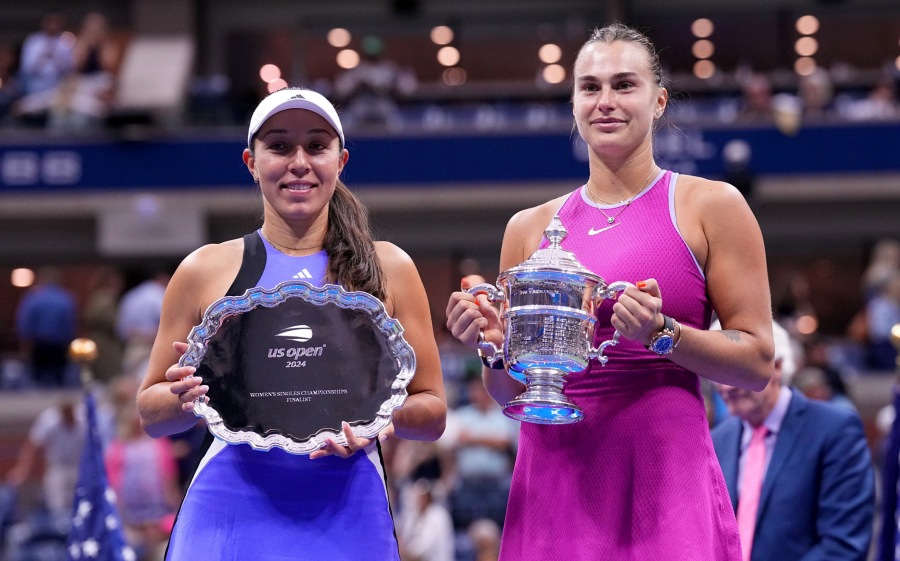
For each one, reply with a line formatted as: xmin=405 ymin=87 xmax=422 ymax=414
xmin=468 ymin=215 xmax=631 ymax=424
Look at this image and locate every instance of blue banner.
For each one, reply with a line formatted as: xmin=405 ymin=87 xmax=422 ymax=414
xmin=2 ymin=121 xmax=898 ymax=193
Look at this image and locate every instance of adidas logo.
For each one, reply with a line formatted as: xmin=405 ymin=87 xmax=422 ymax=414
xmin=292 ymin=268 xmax=313 ymax=279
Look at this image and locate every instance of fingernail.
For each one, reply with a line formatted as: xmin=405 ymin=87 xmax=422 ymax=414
xmin=379 ymin=433 xmax=388 ymax=442
xmin=637 ymin=281 xmax=647 ymax=289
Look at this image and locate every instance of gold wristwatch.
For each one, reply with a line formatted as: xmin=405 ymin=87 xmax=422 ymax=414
xmin=647 ymin=314 xmax=677 ymax=355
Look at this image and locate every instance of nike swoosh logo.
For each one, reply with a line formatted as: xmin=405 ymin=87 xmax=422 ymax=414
xmin=588 ymin=223 xmax=621 ymax=235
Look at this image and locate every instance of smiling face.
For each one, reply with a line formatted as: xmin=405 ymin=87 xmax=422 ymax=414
xmin=572 ymin=40 xmax=667 ymax=161
xmin=243 ymin=108 xmax=348 ymax=227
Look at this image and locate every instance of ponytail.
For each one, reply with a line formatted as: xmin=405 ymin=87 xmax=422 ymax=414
xmin=324 ymin=180 xmax=386 ymax=301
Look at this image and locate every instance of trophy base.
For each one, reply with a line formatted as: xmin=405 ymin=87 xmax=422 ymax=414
xmin=503 ymin=394 xmax=584 ymax=425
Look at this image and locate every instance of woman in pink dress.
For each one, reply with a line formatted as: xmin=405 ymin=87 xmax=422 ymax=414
xmin=446 ymin=22 xmax=774 ymax=561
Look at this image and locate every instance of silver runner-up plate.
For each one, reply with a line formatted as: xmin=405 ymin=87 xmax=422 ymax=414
xmin=178 ymin=281 xmax=416 ymax=455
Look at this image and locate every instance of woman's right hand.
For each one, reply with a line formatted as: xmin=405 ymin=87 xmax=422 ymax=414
xmin=166 ymin=341 xmax=208 ymax=413
xmin=445 ymin=275 xmax=503 ymax=349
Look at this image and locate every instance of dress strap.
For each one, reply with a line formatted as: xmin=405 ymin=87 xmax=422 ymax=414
xmin=225 ymin=231 xmax=267 ymax=296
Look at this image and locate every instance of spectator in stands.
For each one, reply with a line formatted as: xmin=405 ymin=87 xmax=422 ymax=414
xmin=15 ymin=266 xmax=77 ymax=387
xmin=862 ymin=238 xmax=900 ymax=302
xmin=792 ymin=366 xmax=856 ymax=411
xmin=738 ymin=72 xmax=775 ymax=122
xmin=467 ymin=518 xmax=501 ymax=561
xmin=48 ymin=11 xmax=122 ymax=133
xmin=116 ymin=267 xmax=171 ymax=375
xmin=801 ymin=335 xmax=850 ymax=400
xmin=841 ymin=74 xmax=898 ymax=122
xmin=5 ymin=396 xmax=112 ymax=520
xmin=397 ymin=478 xmax=455 ymax=561
xmin=13 ymin=11 xmax=74 ymax=126
xmin=105 ymin=376 xmax=180 ymax=561
xmin=865 ymin=270 xmax=900 ymax=370
xmin=712 ymin=320 xmax=874 ymax=561
xmin=334 ymin=34 xmax=417 ymax=128
xmin=439 ymin=377 xmax=517 ymax=529
xmin=798 ymin=67 xmax=835 ymax=118
xmin=82 ymin=265 xmax=126 ymax=384
xmin=771 ymin=92 xmax=804 ymax=136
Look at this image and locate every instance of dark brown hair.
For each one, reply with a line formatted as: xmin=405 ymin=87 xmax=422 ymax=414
xmin=324 ymin=180 xmax=386 ymax=300
xmin=578 ymin=22 xmax=666 ymax=88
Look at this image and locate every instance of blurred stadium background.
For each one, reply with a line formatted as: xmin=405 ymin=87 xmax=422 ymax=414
xmin=0 ymin=1 xmax=899 ymax=557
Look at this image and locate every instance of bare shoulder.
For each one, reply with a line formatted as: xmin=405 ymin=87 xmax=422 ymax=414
xmin=373 ymin=240 xmax=420 ymax=291
xmin=179 ymin=238 xmax=244 ymax=279
xmin=374 ymin=241 xmax=425 ymax=316
xmin=373 ymin=240 xmax=414 ymax=273
xmin=676 ymin=174 xmax=748 ymax=214
xmin=504 ymin=194 xmax=569 ymax=264
xmin=507 ymin=194 xmax=568 ymax=236
xmin=674 ymin=174 xmax=757 ymax=271
xmin=171 ymin=238 xmax=245 ymax=311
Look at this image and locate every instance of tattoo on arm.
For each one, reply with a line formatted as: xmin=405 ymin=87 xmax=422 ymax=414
xmin=719 ymin=330 xmax=742 ymax=343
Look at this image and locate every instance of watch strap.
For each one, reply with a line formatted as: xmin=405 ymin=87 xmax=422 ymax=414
xmin=661 ymin=314 xmax=674 ymax=334
xmin=647 ymin=314 xmax=676 ymax=355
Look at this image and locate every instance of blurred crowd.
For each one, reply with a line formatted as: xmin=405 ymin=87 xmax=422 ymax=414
xmin=0 ymin=11 xmax=123 ymax=134
xmin=1 ymin=10 xmax=899 ymax=138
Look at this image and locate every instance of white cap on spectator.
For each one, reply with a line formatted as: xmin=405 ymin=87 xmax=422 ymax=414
xmin=247 ymin=88 xmax=344 ymax=148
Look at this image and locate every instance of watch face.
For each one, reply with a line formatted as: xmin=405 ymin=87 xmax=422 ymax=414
xmin=651 ymin=335 xmax=674 ymax=354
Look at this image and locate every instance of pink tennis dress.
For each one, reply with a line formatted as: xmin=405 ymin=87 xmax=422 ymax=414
xmin=499 ymin=171 xmax=741 ymax=561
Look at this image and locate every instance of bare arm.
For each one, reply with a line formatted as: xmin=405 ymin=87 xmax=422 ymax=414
xmin=615 ymin=177 xmax=773 ymax=390
xmin=675 ymin=179 xmax=773 ymax=389
xmin=376 ymin=241 xmax=447 ymax=441
xmin=137 ymin=242 xmax=241 ymax=437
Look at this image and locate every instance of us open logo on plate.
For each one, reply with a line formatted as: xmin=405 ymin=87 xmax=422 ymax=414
xmin=277 ymin=325 xmax=313 ymax=343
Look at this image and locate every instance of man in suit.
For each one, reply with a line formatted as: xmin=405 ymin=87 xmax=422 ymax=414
xmin=711 ymin=321 xmax=875 ymax=561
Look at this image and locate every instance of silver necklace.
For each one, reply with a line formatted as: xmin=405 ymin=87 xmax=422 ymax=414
xmin=260 ymin=229 xmax=322 ymax=255
xmin=586 ymin=167 xmax=659 ymax=224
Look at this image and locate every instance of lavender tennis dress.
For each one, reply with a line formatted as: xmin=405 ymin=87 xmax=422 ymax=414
xmin=165 ymin=232 xmax=399 ymax=561
xmin=499 ymin=171 xmax=741 ymax=561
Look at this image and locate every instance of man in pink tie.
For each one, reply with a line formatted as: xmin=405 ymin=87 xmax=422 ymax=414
xmin=711 ymin=321 xmax=874 ymax=561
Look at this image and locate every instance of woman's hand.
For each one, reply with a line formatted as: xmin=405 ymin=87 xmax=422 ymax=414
xmin=445 ymin=275 xmax=503 ymax=349
xmin=610 ymin=279 xmax=664 ymax=346
xmin=310 ymin=422 xmax=394 ymax=460
xmin=166 ymin=341 xmax=208 ymax=413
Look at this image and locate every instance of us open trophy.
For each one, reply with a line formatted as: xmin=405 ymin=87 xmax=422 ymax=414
xmin=467 ymin=215 xmax=631 ymax=425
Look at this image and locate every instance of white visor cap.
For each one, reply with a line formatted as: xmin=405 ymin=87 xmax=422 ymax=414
xmin=246 ymin=88 xmax=344 ymax=148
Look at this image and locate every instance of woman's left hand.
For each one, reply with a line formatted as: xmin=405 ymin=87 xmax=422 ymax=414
xmin=610 ymin=279 xmax=664 ymax=346
xmin=310 ymin=421 xmax=394 ymax=460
